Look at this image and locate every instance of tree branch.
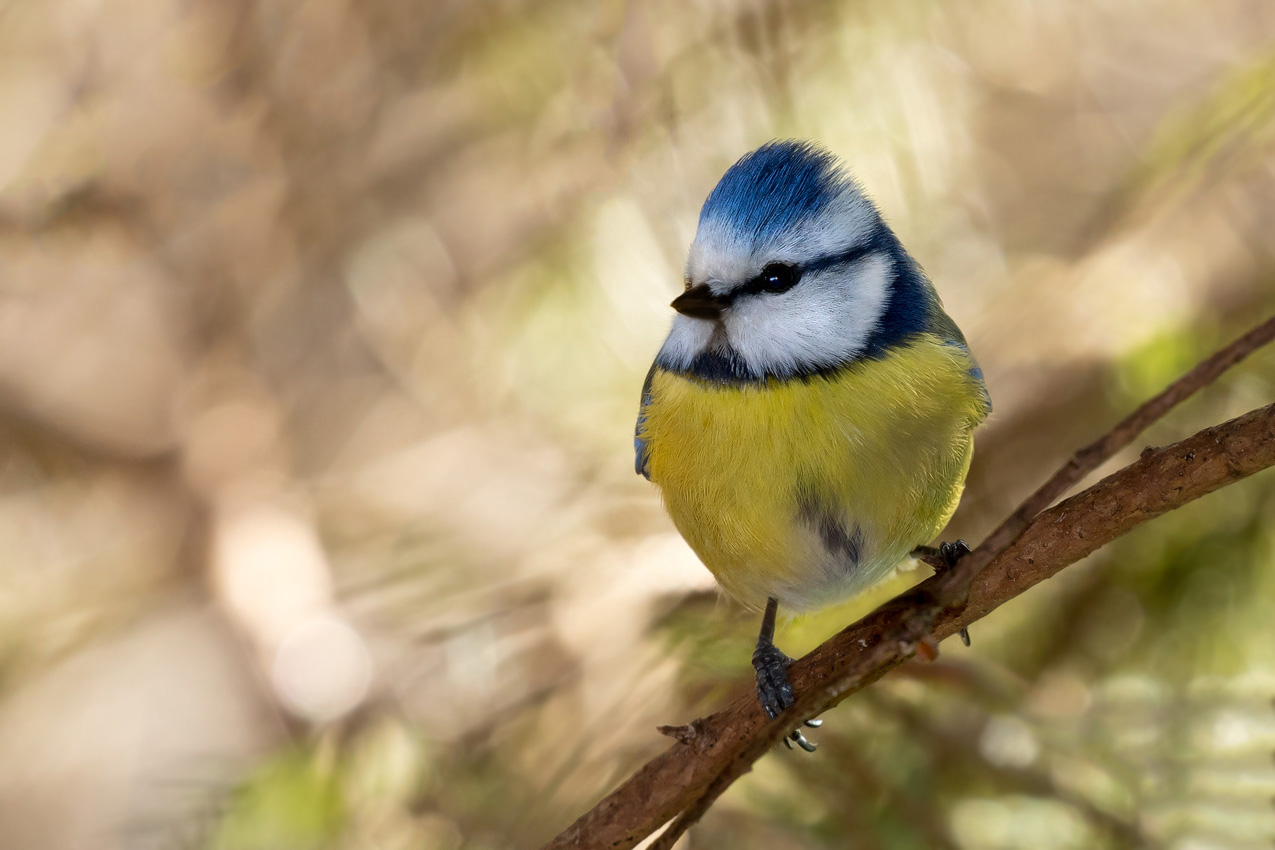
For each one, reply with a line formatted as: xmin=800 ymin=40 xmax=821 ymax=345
xmin=543 ymin=317 xmax=1275 ymax=850
xmin=939 ymin=314 xmax=1275 ymax=594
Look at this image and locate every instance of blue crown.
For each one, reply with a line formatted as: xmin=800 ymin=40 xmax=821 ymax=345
xmin=699 ymin=141 xmax=845 ymax=242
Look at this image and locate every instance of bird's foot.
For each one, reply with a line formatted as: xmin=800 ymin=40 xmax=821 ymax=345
xmin=752 ymin=643 xmax=795 ymax=719
xmin=917 ymin=540 xmax=973 ymax=645
xmin=940 ymin=540 xmax=973 ymax=646
xmin=937 ymin=539 xmax=971 ymax=571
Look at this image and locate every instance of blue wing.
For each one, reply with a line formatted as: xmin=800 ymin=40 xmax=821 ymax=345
xmin=967 ymin=360 xmax=992 ymax=414
xmin=944 ymin=341 xmax=992 ymax=416
xmin=927 ymin=307 xmax=992 ymax=417
xmin=634 ymin=365 xmax=656 ymax=479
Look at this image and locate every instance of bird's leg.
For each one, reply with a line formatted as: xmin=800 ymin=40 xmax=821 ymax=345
xmin=911 ymin=543 xmax=942 ymax=562
xmin=752 ymin=598 xmax=824 ymax=751
xmin=752 ymin=597 xmax=794 ymax=719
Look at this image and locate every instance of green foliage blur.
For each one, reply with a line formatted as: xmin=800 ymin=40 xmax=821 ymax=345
xmin=0 ymin=2 xmax=1273 ymax=849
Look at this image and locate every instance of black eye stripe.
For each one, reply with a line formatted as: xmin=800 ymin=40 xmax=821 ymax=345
xmin=801 ymin=241 xmax=879 ymax=274
xmin=730 ymin=241 xmax=879 ymax=300
xmin=735 ymin=270 xmax=787 ymax=297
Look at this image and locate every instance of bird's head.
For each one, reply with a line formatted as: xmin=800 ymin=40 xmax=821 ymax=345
xmin=658 ymin=141 xmax=925 ymax=382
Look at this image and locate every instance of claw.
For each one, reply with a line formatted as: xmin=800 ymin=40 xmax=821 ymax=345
xmin=939 ymin=539 xmax=971 ymax=569
xmin=789 ymin=729 xmax=817 ymax=752
xmin=781 ymin=718 xmax=824 ymax=752
xmin=959 ymin=626 xmax=971 ymax=646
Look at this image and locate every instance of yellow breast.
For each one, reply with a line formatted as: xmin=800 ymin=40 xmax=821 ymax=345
xmin=640 ymin=334 xmax=988 ymax=611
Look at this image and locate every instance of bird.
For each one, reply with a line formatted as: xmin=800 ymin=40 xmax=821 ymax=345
xmin=634 ymin=140 xmax=990 ymax=749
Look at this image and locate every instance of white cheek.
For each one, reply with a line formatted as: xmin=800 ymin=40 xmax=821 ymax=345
xmin=726 ymin=255 xmax=892 ymax=373
xmin=655 ymin=314 xmax=714 ymax=369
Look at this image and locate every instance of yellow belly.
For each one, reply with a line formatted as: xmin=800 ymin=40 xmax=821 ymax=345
xmin=640 ymin=334 xmax=988 ymax=611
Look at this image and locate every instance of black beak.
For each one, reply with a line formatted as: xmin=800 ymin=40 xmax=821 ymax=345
xmin=671 ymin=284 xmax=723 ymax=320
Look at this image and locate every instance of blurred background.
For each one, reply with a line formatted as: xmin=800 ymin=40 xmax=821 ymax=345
xmin=1 ymin=1 xmax=1274 ymax=848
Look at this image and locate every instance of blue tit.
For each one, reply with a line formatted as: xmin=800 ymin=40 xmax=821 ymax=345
xmin=634 ymin=141 xmax=990 ymax=725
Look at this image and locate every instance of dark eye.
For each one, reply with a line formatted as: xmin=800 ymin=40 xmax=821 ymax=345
xmin=758 ymin=263 xmax=800 ymax=293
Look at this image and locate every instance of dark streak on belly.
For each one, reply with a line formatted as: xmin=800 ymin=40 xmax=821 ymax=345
xmin=796 ymin=486 xmax=864 ymax=570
